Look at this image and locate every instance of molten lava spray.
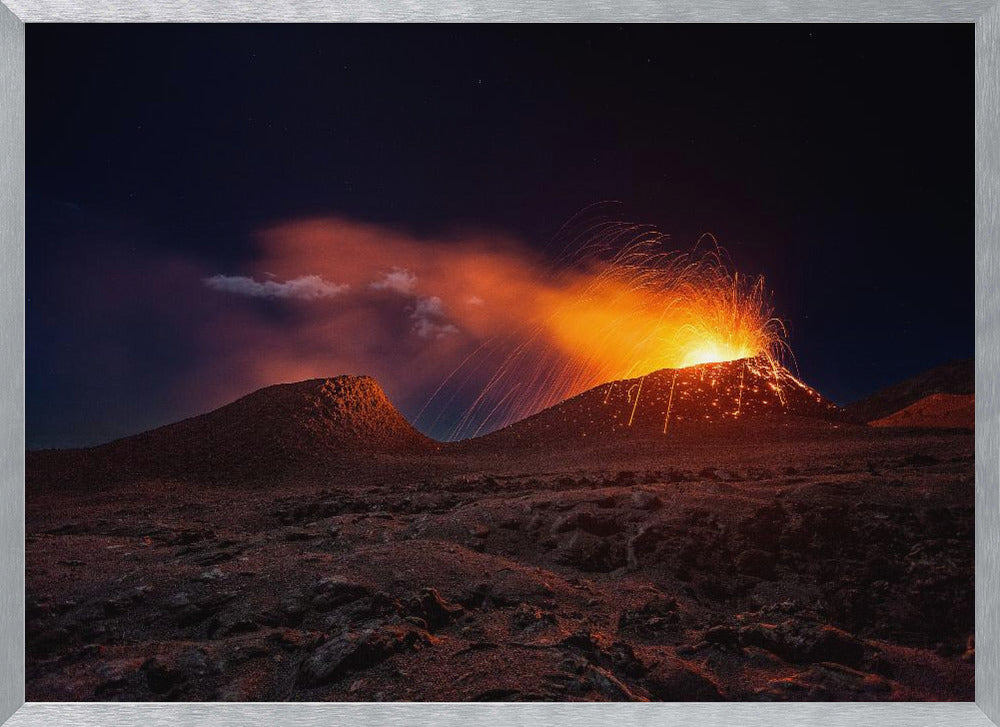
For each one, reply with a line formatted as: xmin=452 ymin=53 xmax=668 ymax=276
xmin=421 ymin=218 xmax=791 ymax=439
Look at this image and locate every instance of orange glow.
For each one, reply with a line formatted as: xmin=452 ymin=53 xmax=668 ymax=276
xmin=440 ymin=224 xmax=791 ymax=438
xmin=214 ymin=215 xmax=789 ymax=441
xmin=538 ymin=260 xmax=772 ymax=377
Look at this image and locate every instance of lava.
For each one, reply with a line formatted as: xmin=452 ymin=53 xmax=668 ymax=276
xmin=425 ymin=221 xmax=792 ymax=439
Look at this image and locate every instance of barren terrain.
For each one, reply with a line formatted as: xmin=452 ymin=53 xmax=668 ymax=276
xmin=26 ymin=362 xmax=975 ymax=701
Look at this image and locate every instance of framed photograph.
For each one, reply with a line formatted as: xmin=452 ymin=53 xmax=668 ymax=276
xmin=1 ymin=3 xmax=998 ymax=726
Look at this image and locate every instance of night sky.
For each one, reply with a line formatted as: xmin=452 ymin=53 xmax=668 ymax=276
xmin=27 ymin=25 xmax=973 ymax=449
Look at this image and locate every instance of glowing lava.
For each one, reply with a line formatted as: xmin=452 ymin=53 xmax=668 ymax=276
xmin=682 ymin=341 xmax=750 ymax=368
xmin=422 ymin=220 xmax=792 ymax=440
xmin=538 ymin=257 xmax=777 ymax=381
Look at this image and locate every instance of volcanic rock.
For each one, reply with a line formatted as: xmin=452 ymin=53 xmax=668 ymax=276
xmin=297 ymin=624 xmax=431 ymax=687
xmin=630 ymin=491 xmax=663 ymax=511
xmin=555 ymin=532 xmax=612 ymax=572
xmin=643 ymin=656 xmax=724 ymax=700
xmin=618 ymin=596 xmax=680 ymax=639
xmin=739 ymin=620 xmax=865 ymax=668
xmin=552 ymin=511 xmax=621 ymax=537
xmin=310 ymin=578 xmax=373 ymax=612
xmin=407 ymin=587 xmax=464 ymax=629
xmin=756 ymin=663 xmax=892 ymax=701
xmin=704 ymin=625 xmax=740 ymax=648
xmin=510 ymin=603 xmax=557 ymax=635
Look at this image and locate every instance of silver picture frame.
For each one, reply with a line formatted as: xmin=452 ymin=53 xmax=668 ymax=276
xmin=1 ymin=2 xmax=996 ymax=725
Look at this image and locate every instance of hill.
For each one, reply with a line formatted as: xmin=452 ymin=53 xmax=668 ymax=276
xmin=844 ymin=358 xmax=973 ymax=424
xmin=27 ymin=376 xmax=435 ymax=486
xmin=869 ymin=393 xmax=974 ymax=430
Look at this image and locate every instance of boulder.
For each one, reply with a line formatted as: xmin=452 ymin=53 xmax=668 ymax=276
xmin=298 ymin=624 xmax=431 ymax=687
xmin=557 ymin=531 xmax=621 ymax=572
xmin=740 ymin=619 xmax=865 ymax=668
xmin=643 ymin=656 xmax=724 ymax=700
xmin=631 ymin=491 xmax=663 ymax=511
xmin=407 ymin=587 xmax=464 ymax=629
xmin=755 ymin=662 xmax=892 ymax=701
xmin=552 ymin=511 xmax=622 ymax=537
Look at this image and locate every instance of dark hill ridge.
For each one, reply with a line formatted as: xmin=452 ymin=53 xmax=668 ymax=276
xmin=844 ymin=358 xmax=973 ymax=424
xmin=118 ymin=374 xmax=435 ymax=456
xmin=28 ymin=376 xmax=435 ymax=485
xmin=29 ymin=361 xmax=844 ymax=486
xmin=476 ymin=357 xmax=840 ymax=446
xmin=870 ymin=393 xmax=974 ymax=430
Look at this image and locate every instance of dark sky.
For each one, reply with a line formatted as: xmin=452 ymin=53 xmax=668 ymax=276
xmin=27 ymin=24 xmax=974 ymax=449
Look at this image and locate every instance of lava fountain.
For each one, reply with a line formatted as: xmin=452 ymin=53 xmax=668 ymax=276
xmin=420 ymin=219 xmax=792 ymax=440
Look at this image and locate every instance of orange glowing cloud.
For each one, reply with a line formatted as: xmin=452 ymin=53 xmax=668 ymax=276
xmin=197 ymin=216 xmax=786 ymax=440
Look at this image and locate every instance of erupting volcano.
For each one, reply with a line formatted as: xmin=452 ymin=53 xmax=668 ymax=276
xmin=480 ymin=356 xmax=838 ymax=447
xmin=422 ymin=224 xmax=792 ymax=440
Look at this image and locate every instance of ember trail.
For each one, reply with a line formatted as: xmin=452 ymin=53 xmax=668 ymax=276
xmin=422 ymin=221 xmax=799 ymax=440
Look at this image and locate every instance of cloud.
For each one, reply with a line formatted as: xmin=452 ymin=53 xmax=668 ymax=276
xmin=410 ymin=296 xmax=459 ymax=339
xmin=203 ymin=274 xmax=348 ymax=300
xmin=412 ymin=318 xmax=460 ymax=339
xmin=369 ymin=268 xmax=460 ymax=338
xmin=369 ymin=267 xmax=418 ymax=295
xmin=412 ymin=295 xmax=445 ymax=318
xmin=466 ymin=295 xmax=485 ymax=306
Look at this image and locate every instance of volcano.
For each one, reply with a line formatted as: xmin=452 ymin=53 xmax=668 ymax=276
xmin=28 ymin=376 xmax=434 ymax=486
xmin=476 ymin=357 xmax=840 ymax=445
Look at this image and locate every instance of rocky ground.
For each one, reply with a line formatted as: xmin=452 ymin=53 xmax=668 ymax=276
xmin=26 ymin=419 xmax=974 ymax=701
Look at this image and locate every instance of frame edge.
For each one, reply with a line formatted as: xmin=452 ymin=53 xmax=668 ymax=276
xmin=976 ymin=1 xmax=1000 ymax=725
xmin=1 ymin=0 xmax=999 ymax=23
xmin=0 ymin=2 xmax=996 ymax=726
xmin=0 ymin=0 xmax=25 ymax=725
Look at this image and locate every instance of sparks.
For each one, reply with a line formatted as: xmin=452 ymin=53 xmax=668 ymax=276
xmin=422 ymin=218 xmax=792 ymax=440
